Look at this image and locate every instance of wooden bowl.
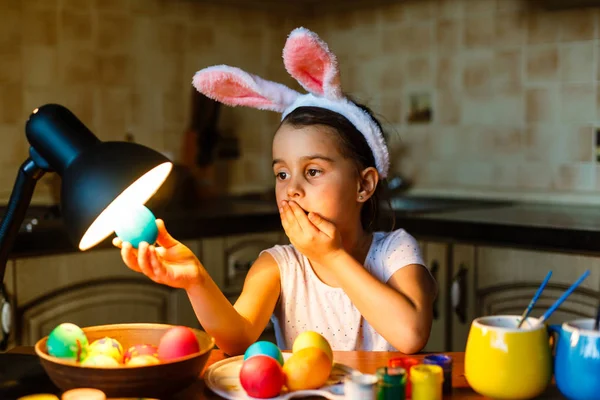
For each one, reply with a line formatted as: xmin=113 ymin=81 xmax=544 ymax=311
xmin=35 ymin=323 xmax=215 ymax=398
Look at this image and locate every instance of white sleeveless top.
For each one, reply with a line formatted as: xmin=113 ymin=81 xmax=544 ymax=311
xmin=261 ymin=229 xmax=426 ymax=351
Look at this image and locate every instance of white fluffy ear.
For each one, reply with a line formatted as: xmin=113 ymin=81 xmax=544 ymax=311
xmin=283 ymin=27 xmax=342 ymax=100
xmin=192 ymin=65 xmax=300 ymax=113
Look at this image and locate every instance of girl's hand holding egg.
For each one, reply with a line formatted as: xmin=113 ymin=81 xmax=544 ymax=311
xmin=113 ymin=204 xmax=159 ymax=249
xmin=113 ymin=208 xmax=204 ymax=291
xmin=279 ymin=200 xmax=343 ymax=265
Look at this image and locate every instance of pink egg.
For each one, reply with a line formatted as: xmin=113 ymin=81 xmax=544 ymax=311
xmin=157 ymin=326 xmax=200 ymax=361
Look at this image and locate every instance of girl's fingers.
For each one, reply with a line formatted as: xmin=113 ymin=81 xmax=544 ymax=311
xmin=137 ymin=242 xmax=158 ymax=282
xmin=281 ymin=201 xmax=300 ymax=234
xmin=113 ymin=237 xmax=123 ymax=249
xmin=155 ymin=219 xmax=179 ymax=248
xmin=121 ymin=242 xmax=141 ymax=273
xmin=279 ymin=205 xmax=290 ymax=231
xmin=149 ymin=245 xmax=165 ymax=279
xmin=308 ymin=212 xmax=336 ymax=238
xmin=289 ymin=201 xmax=319 ymax=236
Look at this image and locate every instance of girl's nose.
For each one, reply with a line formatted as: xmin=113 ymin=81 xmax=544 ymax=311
xmin=286 ymin=177 xmax=304 ymax=198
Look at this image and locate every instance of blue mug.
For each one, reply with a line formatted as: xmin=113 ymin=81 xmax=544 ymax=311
xmin=550 ymin=319 xmax=600 ymax=400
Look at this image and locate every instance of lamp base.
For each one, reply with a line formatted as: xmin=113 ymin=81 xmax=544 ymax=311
xmin=0 ymin=353 xmax=59 ymax=399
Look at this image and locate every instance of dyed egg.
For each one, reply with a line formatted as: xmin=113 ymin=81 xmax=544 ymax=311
xmin=283 ymin=347 xmax=332 ymax=391
xmin=157 ymin=326 xmax=200 ymax=361
xmin=240 ymin=355 xmax=284 ymax=398
xmin=126 ymin=354 xmax=161 ymax=366
xmin=88 ymin=337 xmax=123 ymax=363
xmin=244 ymin=341 xmax=284 ymax=366
xmin=123 ymin=344 xmax=159 ymax=364
xmin=292 ymin=331 xmax=333 ymax=363
xmin=80 ymin=353 xmax=120 ymax=367
xmin=46 ymin=323 xmax=89 ymax=361
xmin=114 ymin=204 xmax=158 ymax=249
xmin=61 ymin=388 xmax=106 ymax=400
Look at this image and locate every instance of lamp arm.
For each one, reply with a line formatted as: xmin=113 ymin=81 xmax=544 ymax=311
xmin=0 ymin=157 xmax=46 ymax=350
xmin=0 ymin=158 xmax=46 ymax=285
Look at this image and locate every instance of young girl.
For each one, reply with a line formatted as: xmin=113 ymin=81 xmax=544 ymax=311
xmin=114 ymin=28 xmax=437 ymax=355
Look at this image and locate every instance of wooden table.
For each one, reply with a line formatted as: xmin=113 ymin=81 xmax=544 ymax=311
xmin=8 ymin=347 xmax=564 ymax=399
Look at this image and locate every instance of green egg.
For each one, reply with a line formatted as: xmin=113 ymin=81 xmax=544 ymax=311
xmin=46 ymin=323 xmax=89 ymax=361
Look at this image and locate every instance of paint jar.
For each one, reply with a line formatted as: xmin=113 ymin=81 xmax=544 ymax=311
xmin=345 ymin=371 xmax=378 ymax=400
xmin=423 ymin=354 xmax=453 ymax=394
xmin=376 ymin=366 xmax=406 ymax=400
xmin=388 ymin=356 xmax=419 ymax=397
xmin=410 ymin=364 xmax=443 ymax=400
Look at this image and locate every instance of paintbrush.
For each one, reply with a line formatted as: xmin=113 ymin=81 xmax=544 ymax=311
xmin=537 ymin=270 xmax=591 ymax=326
xmin=517 ymin=271 xmax=552 ymax=328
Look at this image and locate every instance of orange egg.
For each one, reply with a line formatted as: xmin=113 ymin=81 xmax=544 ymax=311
xmin=282 ymin=347 xmax=332 ymax=391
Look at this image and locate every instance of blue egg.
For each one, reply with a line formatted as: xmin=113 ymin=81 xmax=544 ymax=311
xmin=244 ymin=341 xmax=284 ymax=366
xmin=114 ymin=204 xmax=158 ymax=249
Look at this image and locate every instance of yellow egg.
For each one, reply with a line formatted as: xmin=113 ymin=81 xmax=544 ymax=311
xmin=282 ymin=347 xmax=332 ymax=391
xmin=126 ymin=354 xmax=160 ymax=366
xmin=80 ymin=353 xmax=120 ymax=367
xmin=292 ymin=331 xmax=333 ymax=363
xmin=88 ymin=337 xmax=123 ymax=363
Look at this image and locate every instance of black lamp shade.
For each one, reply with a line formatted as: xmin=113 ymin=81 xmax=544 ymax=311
xmin=62 ymin=142 xmax=172 ymax=250
xmin=26 ymin=104 xmax=173 ymax=250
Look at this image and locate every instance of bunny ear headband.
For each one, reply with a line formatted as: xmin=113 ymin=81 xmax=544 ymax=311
xmin=192 ymin=27 xmax=390 ymax=178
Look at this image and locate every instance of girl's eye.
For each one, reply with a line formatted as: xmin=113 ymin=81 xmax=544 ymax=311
xmin=276 ymin=172 xmax=288 ymax=180
xmin=307 ymin=169 xmax=321 ymax=177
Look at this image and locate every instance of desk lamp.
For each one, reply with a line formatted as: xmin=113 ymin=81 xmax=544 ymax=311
xmin=0 ymin=104 xmax=173 ymax=395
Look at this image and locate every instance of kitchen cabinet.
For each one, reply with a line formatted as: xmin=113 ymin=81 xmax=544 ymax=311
xmin=9 ymin=240 xmax=202 ymax=347
xmin=475 ymin=246 xmax=600 ymax=324
xmin=200 ymin=231 xmax=288 ymax=343
xmin=200 ymin=231 xmax=288 ymax=293
xmin=446 ymin=245 xmax=600 ymax=352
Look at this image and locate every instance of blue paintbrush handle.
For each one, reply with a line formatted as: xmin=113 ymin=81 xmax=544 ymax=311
xmin=518 ymin=271 xmax=552 ymax=327
xmin=539 ymin=270 xmax=591 ymax=325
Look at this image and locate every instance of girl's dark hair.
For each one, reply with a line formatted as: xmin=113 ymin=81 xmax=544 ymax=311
xmin=280 ymin=104 xmax=394 ymax=232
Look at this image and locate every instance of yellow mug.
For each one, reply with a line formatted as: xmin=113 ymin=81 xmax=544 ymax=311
xmin=465 ymin=315 xmax=552 ymax=399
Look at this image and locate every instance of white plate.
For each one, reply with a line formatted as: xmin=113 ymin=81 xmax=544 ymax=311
xmin=204 ymin=353 xmax=356 ymax=399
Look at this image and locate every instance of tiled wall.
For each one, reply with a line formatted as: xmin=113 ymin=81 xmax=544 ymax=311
xmin=0 ymin=0 xmax=291 ymax=204
xmin=2 ymin=0 xmax=600 ymax=205
xmin=305 ymin=0 xmax=600 ymax=203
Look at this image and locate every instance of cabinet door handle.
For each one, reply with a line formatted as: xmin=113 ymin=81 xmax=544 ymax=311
xmin=451 ymin=264 xmax=468 ymax=324
xmin=430 ymin=260 xmax=439 ymax=320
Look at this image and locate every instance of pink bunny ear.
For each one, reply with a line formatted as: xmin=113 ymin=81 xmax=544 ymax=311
xmin=192 ymin=65 xmax=300 ymax=113
xmin=283 ymin=27 xmax=342 ymax=100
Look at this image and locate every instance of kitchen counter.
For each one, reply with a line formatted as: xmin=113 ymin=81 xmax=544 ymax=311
xmin=7 ymin=195 xmax=600 ymax=258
